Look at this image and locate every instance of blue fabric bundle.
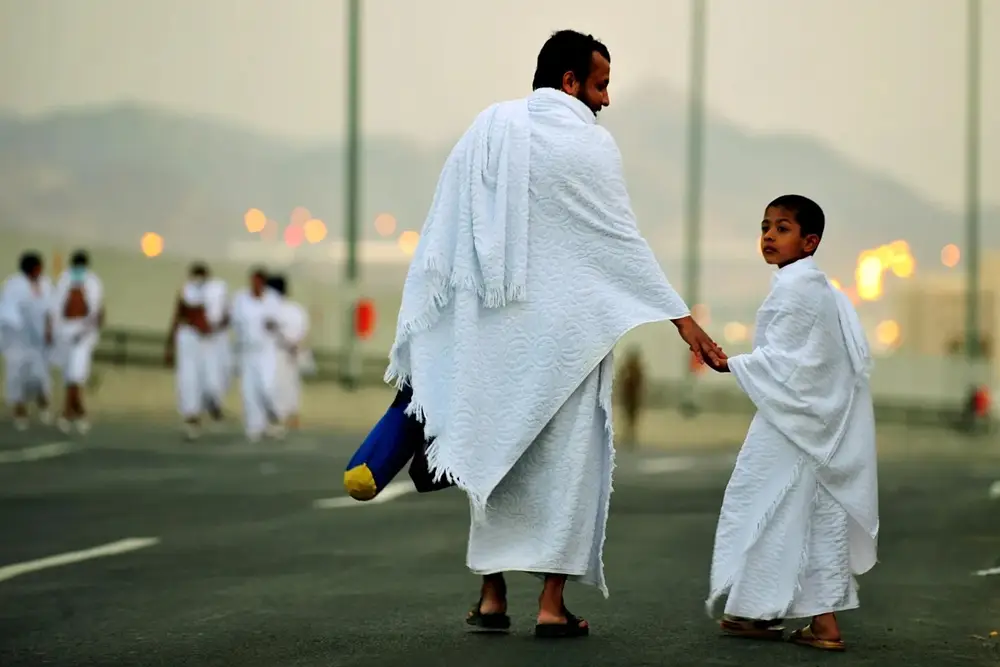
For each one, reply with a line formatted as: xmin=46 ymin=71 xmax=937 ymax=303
xmin=343 ymin=384 xmax=453 ymax=500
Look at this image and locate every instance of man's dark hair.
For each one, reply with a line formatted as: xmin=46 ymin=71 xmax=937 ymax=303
xmin=767 ymin=194 xmax=825 ymax=242
xmin=189 ymin=262 xmax=209 ymax=278
xmin=266 ymin=274 xmax=287 ymax=296
xmin=19 ymin=251 xmax=42 ymax=275
xmin=532 ymin=30 xmax=610 ymax=91
xmin=250 ymin=265 xmax=268 ymax=281
xmin=70 ymin=250 xmax=89 ymax=267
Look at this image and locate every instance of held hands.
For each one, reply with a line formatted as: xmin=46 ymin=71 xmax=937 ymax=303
xmin=673 ymin=316 xmax=729 ymax=373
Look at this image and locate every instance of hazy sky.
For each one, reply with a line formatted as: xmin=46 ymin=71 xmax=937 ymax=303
xmin=1 ymin=0 xmax=997 ymax=210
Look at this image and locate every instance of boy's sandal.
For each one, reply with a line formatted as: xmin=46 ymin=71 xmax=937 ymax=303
xmin=788 ymin=625 xmax=846 ymax=651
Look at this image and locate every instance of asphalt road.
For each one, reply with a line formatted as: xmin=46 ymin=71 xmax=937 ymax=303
xmin=0 ymin=419 xmax=998 ymax=666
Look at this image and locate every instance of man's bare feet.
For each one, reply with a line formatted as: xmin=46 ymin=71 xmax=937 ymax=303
xmin=478 ymin=573 xmax=507 ymax=615
xmin=809 ymin=612 xmax=841 ymax=640
xmin=466 ymin=574 xmax=510 ymax=631
xmin=535 ymin=574 xmax=589 ymax=637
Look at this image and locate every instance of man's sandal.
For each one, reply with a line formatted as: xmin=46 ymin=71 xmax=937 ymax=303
xmin=534 ymin=607 xmax=589 ymax=638
xmin=465 ymin=598 xmax=510 ymax=631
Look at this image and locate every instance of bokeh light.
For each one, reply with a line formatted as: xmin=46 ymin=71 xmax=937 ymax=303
xmin=140 ymin=232 xmax=164 ymax=258
xmin=260 ymin=219 xmax=279 ymax=241
xmin=290 ymin=206 xmax=312 ymax=227
xmin=244 ymin=208 xmax=266 ymax=233
xmin=284 ymin=224 xmax=304 ymax=248
xmin=875 ymin=319 xmax=901 ymax=347
xmin=941 ymin=244 xmax=960 ymax=268
xmin=304 ymin=218 xmax=327 ymax=244
xmin=398 ymin=230 xmax=420 ymax=256
xmin=723 ymin=321 xmax=748 ymax=344
xmin=374 ymin=213 xmax=397 ymax=237
xmin=856 ymin=253 xmax=885 ymax=301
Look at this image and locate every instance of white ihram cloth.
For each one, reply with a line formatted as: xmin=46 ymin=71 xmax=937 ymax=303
xmin=273 ymin=299 xmax=309 ymax=418
xmin=0 ymin=273 xmax=54 ymax=404
xmin=51 ymin=269 xmax=103 ymax=384
xmin=707 ymin=257 xmax=879 ymax=619
xmin=385 ymin=88 xmax=689 ymax=596
xmin=232 ymin=288 xmax=282 ymax=437
xmin=175 ymin=280 xmax=214 ymax=417
xmin=202 ymin=278 xmax=233 ymax=397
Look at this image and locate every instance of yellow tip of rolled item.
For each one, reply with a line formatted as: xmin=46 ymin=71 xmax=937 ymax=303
xmin=344 ymin=464 xmax=378 ymax=501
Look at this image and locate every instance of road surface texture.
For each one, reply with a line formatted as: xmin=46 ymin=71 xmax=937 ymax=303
xmin=0 ymin=419 xmax=998 ymax=666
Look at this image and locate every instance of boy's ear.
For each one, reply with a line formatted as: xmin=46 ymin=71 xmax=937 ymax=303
xmin=803 ymin=234 xmax=821 ymax=254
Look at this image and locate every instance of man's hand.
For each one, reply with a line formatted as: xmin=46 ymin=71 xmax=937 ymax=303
xmin=673 ymin=316 xmax=726 ymax=368
xmin=163 ymin=345 xmax=175 ymax=368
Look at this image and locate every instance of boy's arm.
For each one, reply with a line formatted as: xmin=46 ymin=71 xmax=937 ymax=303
xmin=726 ymin=285 xmax=855 ymax=466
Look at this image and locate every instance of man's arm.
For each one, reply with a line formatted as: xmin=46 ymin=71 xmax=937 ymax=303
xmin=591 ymin=129 xmax=726 ymax=367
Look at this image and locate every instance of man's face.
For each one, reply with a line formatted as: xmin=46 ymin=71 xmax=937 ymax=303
xmin=563 ymin=51 xmax=611 ymax=115
xmin=251 ymin=273 xmax=265 ymax=293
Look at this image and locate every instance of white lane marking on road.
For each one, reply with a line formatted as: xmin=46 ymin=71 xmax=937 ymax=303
xmin=637 ymin=456 xmax=698 ymax=475
xmin=0 ymin=441 xmax=75 ymax=465
xmin=0 ymin=537 xmax=161 ymax=584
xmin=973 ymin=566 xmax=1000 ymax=577
xmin=314 ymin=481 xmax=417 ymax=509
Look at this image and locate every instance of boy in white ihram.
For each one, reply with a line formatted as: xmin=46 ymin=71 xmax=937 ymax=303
xmin=706 ymin=195 xmax=879 ymax=652
xmin=231 ymin=268 xmax=285 ymax=442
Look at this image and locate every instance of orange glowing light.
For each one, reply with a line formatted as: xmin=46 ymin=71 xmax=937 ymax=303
xmin=374 ymin=213 xmax=397 ymax=237
xmin=304 ymin=218 xmax=327 ymax=244
xmin=245 ymin=208 xmax=266 ymax=233
xmin=398 ymin=230 xmax=420 ymax=256
xmin=140 ymin=232 xmax=164 ymax=258
xmin=941 ymin=244 xmax=960 ymax=268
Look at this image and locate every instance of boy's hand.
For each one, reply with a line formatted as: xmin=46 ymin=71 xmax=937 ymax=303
xmin=705 ymin=357 xmax=729 ymax=373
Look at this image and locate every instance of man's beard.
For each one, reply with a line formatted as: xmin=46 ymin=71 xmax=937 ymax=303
xmin=575 ymin=91 xmax=601 ymax=117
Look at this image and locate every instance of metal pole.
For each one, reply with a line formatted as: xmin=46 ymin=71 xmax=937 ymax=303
xmin=963 ymin=0 xmax=982 ymax=368
xmin=342 ymin=0 xmax=362 ymax=389
xmin=680 ymin=0 xmax=707 ymax=417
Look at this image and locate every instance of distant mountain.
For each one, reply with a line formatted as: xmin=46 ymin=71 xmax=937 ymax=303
xmin=0 ymin=85 xmax=994 ymax=308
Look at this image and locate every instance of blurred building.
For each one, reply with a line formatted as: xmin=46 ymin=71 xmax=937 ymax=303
xmin=892 ymin=249 xmax=999 ymax=359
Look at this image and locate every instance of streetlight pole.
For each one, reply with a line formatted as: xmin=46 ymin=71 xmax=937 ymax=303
xmin=680 ymin=0 xmax=708 ymax=417
xmin=963 ymin=0 xmax=982 ymax=368
xmin=342 ymin=0 xmax=362 ymax=389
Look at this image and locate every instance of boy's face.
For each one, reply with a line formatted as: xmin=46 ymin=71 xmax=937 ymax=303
xmin=760 ymin=206 xmax=819 ymax=268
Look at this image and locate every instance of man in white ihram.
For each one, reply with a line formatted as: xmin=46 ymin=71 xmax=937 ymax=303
xmin=51 ymin=250 xmax=104 ymax=434
xmin=266 ymin=274 xmax=310 ymax=431
xmin=385 ymin=29 xmax=724 ymax=638
xmin=1 ymin=252 xmax=55 ymax=430
xmin=231 ymin=268 xmax=285 ymax=442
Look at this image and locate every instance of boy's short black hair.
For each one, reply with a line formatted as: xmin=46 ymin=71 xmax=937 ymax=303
xmin=189 ymin=262 xmax=209 ymax=278
xmin=767 ymin=194 xmax=825 ymax=241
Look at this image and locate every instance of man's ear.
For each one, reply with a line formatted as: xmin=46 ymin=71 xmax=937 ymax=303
xmin=561 ymin=71 xmax=580 ymax=96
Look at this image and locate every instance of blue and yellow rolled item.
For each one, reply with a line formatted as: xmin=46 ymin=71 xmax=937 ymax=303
xmin=344 ymin=384 xmax=453 ymax=500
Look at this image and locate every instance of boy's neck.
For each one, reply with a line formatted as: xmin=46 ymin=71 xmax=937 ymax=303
xmin=777 ymin=254 xmax=814 ymax=270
